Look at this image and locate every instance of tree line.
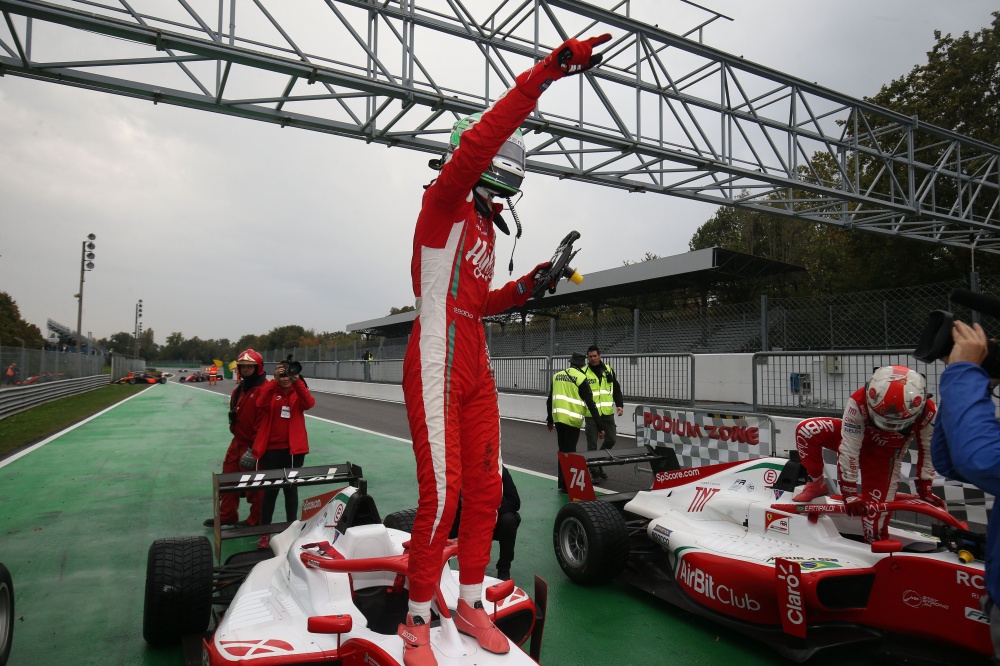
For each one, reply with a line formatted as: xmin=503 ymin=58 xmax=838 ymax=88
xmin=95 ymin=325 xmax=368 ymax=364
xmin=687 ymin=12 xmax=1000 ymax=304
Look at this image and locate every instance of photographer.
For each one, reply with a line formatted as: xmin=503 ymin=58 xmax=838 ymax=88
xmin=250 ymin=357 xmax=315 ymax=549
xmin=931 ymin=320 xmax=1000 ymax=657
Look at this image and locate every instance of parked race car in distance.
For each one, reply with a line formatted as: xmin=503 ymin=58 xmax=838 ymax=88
xmin=552 ymin=449 xmax=991 ymax=664
xmin=143 ymin=466 xmax=547 ymax=665
xmin=115 ymin=371 xmax=167 ymax=385
xmin=179 ymin=371 xmax=207 ymax=383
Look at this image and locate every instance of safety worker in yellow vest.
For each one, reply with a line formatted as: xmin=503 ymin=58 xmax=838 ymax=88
xmin=546 ymin=352 xmax=603 ymax=493
xmin=584 ymin=345 xmax=625 ymax=481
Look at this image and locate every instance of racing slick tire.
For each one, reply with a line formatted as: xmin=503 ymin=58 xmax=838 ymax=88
xmin=143 ymin=536 xmax=214 ymax=646
xmin=128 ymin=377 xmax=137 ymax=385
xmin=0 ymin=563 xmax=13 ymax=666
xmin=554 ymin=500 xmax=629 ymax=585
xmin=158 ymin=376 xmax=166 ymax=384
xmin=383 ymin=508 xmax=417 ymax=534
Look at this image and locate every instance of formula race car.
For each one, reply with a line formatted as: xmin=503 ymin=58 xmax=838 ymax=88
xmin=144 ymin=464 xmax=546 ymax=665
xmin=179 ymin=371 xmax=207 ymax=383
xmin=0 ymin=563 xmax=12 ymax=666
xmin=553 ymin=448 xmax=991 ymax=663
xmin=115 ymin=371 xmax=167 ymax=385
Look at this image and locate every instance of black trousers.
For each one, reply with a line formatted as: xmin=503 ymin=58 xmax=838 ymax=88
xmin=494 ymin=511 xmax=520 ymax=574
xmin=449 ymin=506 xmax=521 ymax=576
xmin=555 ymin=422 xmax=583 ymax=490
xmin=260 ymin=450 xmax=306 ymax=525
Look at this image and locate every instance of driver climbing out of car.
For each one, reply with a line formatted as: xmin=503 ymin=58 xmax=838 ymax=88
xmin=793 ymin=365 xmax=943 ymax=542
xmin=399 ymin=32 xmax=611 ymax=666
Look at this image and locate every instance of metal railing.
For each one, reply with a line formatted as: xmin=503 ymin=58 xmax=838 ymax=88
xmin=273 ymin=353 xmax=696 ymax=406
xmin=0 ymin=375 xmax=109 ymax=420
xmin=752 ymin=350 xmax=947 ymax=416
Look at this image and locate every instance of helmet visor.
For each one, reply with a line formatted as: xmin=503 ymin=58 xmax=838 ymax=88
xmin=481 ymin=165 xmax=523 ymax=196
xmin=496 ymin=138 xmax=525 ymax=165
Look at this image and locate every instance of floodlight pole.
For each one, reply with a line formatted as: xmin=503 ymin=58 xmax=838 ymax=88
xmin=76 ymin=233 xmax=96 ymax=357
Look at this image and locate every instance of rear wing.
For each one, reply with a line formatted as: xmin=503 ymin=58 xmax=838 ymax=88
xmin=559 ymin=446 xmax=679 ymax=501
xmin=210 ymin=462 xmax=364 ymax=561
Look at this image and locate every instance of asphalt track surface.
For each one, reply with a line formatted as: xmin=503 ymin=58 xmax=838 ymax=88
xmin=0 ymin=378 xmax=886 ymax=666
xmin=194 ymin=377 xmax=654 ymax=495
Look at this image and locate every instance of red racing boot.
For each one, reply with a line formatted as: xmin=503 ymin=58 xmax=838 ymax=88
xmin=793 ymin=477 xmax=829 ymax=503
xmin=454 ymin=599 xmax=509 ymax=654
xmin=398 ymin=614 xmax=436 ymax=666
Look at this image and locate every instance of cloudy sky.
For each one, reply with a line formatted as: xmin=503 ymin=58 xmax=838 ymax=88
xmin=1 ymin=0 xmax=996 ymax=345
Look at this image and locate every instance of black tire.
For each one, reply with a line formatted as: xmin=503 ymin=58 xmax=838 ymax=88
xmin=158 ymin=376 xmax=166 ymax=384
xmin=0 ymin=563 xmax=13 ymax=666
xmin=383 ymin=508 xmax=418 ymax=534
xmin=553 ymin=500 xmax=630 ymax=585
xmin=128 ymin=377 xmax=137 ymax=385
xmin=143 ymin=537 xmax=214 ymax=646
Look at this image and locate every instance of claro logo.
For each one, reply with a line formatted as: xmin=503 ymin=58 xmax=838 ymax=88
xmin=677 ymin=559 xmax=760 ymax=611
xmin=777 ymin=561 xmax=804 ymax=626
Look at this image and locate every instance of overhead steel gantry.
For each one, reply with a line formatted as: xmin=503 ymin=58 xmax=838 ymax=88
xmin=2 ymin=0 xmax=999 ymax=252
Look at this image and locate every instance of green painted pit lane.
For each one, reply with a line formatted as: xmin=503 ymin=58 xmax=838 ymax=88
xmin=0 ymin=382 xmax=880 ymax=665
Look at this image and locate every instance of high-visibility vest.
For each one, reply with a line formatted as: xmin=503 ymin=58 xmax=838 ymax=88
xmin=5 ymin=366 xmax=13 ymax=377
xmin=585 ymin=364 xmax=617 ymax=416
xmin=551 ymin=366 xmax=589 ymax=427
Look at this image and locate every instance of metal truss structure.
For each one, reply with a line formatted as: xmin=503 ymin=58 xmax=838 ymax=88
xmin=2 ymin=0 xmax=1000 ymax=252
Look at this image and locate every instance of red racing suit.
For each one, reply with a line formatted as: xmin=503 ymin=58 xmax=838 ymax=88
xmin=795 ymin=387 xmax=936 ymax=541
xmin=402 ymin=83 xmax=542 ymax=603
xmin=221 ymin=378 xmax=265 ymax=525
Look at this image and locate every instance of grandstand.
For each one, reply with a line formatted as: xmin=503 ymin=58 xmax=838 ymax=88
xmin=46 ymin=319 xmax=108 ymax=355
xmin=348 ymin=247 xmax=802 ymax=358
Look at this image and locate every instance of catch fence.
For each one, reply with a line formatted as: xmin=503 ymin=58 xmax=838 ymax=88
xmin=268 ymin=275 xmax=994 ymax=362
xmin=0 ymin=344 xmax=106 ymax=387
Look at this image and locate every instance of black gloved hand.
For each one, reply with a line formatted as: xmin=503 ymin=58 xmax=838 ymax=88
xmin=240 ymin=448 xmax=257 ymax=471
xmin=515 ymin=34 xmax=613 ymax=98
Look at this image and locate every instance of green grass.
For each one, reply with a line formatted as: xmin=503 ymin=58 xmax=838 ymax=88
xmin=0 ymin=384 xmax=149 ymax=457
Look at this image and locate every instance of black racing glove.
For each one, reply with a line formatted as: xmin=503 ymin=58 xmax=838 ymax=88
xmin=239 ymin=448 xmax=257 ymax=471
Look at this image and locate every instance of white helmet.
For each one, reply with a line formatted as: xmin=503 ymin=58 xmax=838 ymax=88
xmin=866 ymin=365 xmax=927 ymax=432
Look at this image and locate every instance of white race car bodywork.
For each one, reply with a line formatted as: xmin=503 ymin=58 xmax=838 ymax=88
xmin=207 ymin=487 xmax=540 ymax=665
xmin=556 ymin=455 xmax=991 ymax=662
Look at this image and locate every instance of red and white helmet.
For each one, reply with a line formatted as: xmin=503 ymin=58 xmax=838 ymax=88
xmin=235 ymin=349 xmax=264 ymax=376
xmin=866 ymin=365 xmax=926 ymax=431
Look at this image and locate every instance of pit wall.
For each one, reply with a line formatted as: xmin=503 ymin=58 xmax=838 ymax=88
xmin=305 ymin=352 xmax=805 ymax=457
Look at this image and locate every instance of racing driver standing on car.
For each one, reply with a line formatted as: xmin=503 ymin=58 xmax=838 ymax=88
xmin=203 ymin=349 xmax=266 ymax=529
xmin=399 ymin=33 xmax=611 ymax=666
xmin=793 ymin=365 xmax=944 ymax=542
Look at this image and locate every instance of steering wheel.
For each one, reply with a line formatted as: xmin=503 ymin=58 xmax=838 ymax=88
xmin=531 ymin=230 xmax=582 ymax=299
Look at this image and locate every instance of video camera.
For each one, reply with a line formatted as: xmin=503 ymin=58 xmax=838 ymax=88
xmin=276 ymin=354 xmax=302 ymax=378
xmin=913 ymin=289 xmax=1000 ymax=378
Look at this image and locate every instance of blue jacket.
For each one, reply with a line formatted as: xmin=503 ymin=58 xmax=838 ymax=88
xmin=931 ymin=362 xmax=1000 ymax=601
